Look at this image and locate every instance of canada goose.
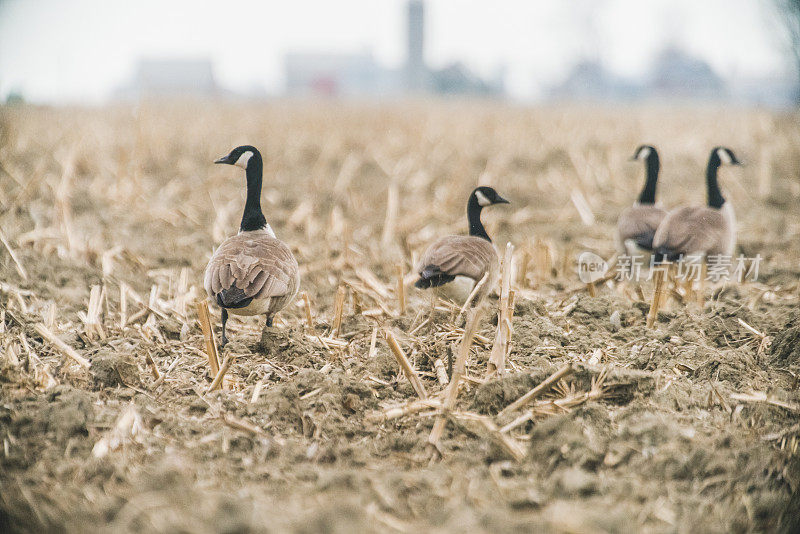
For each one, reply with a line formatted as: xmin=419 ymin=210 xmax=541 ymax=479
xmin=414 ymin=186 xmax=509 ymax=298
xmin=652 ymin=147 xmax=741 ymax=261
xmin=204 ymin=145 xmax=300 ymax=347
xmin=616 ymin=145 xmax=667 ymax=256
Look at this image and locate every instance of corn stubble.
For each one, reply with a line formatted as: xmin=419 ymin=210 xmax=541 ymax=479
xmin=0 ymin=103 xmax=798 ymax=533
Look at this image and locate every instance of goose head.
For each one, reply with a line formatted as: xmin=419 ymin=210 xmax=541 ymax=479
xmin=709 ymin=147 xmax=742 ymax=167
xmin=629 ymin=144 xmax=656 ymax=162
xmin=472 ymin=186 xmax=510 ymax=207
xmin=214 ymin=145 xmax=260 ymax=170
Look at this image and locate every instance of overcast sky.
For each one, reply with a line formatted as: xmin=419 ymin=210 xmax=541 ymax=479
xmin=0 ymin=0 xmax=792 ymax=103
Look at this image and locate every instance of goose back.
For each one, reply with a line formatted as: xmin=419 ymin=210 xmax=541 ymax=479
xmin=416 ymin=235 xmax=499 ymax=283
xmin=652 ymin=205 xmax=735 ymax=260
xmin=616 ymin=204 xmax=667 ymax=253
xmin=204 ymin=231 xmax=299 ymax=316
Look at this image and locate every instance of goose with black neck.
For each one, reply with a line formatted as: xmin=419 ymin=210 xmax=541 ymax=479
xmin=414 ymin=186 xmax=509 ymax=302
xmin=616 ymin=145 xmax=667 ymax=256
xmin=204 ymin=145 xmax=300 ymax=348
xmin=652 ymin=146 xmax=741 ymax=261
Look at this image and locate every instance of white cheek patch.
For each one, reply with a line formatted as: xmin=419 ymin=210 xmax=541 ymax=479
xmin=234 ymin=151 xmax=253 ymax=169
xmin=637 ymin=146 xmax=651 ymax=161
xmin=475 ymin=190 xmax=491 ymax=206
xmin=717 ymin=148 xmax=732 ymax=165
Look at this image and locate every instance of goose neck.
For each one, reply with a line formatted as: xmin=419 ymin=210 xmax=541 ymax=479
xmin=637 ymin=152 xmax=660 ymax=204
xmin=706 ymin=159 xmax=725 ymax=209
xmin=467 ymin=195 xmax=491 ymax=241
xmin=240 ymin=154 xmax=267 ymax=232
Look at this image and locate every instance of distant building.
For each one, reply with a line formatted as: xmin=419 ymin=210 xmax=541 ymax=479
xmin=649 ymin=47 xmax=725 ymax=100
xmin=283 ymin=0 xmax=504 ymax=98
xmin=284 ymin=51 xmax=400 ymax=98
xmin=550 ymin=47 xmax=735 ymax=103
xmin=404 ymin=0 xmax=501 ymax=96
xmin=405 ymin=0 xmax=428 ymax=93
xmin=431 ymin=62 xmax=504 ymax=97
xmin=549 ymin=60 xmax=641 ymax=101
xmin=115 ymin=58 xmax=220 ymax=100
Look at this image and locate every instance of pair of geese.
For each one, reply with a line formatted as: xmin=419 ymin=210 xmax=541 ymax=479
xmin=205 ymin=144 xmax=740 ymax=346
xmin=617 ymin=145 xmax=741 ymax=263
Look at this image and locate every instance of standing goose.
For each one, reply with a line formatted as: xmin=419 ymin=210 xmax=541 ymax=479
xmin=414 ymin=186 xmax=509 ymax=298
xmin=652 ymin=147 xmax=741 ymax=261
xmin=204 ymin=145 xmax=300 ymax=347
xmin=616 ymin=145 xmax=667 ymax=256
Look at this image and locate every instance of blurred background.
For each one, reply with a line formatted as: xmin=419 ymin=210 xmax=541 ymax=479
xmin=1 ymin=0 xmax=798 ymax=107
xmin=1 ymin=5 xmax=800 ymax=532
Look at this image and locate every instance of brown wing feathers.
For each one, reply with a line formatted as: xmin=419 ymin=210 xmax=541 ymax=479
xmin=652 ymin=207 xmax=729 ymax=260
xmin=205 ymin=233 xmax=299 ymax=309
xmin=416 ymin=235 xmax=498 ymax=287
xmin=617 ymin=205 xmax=667 ymax=251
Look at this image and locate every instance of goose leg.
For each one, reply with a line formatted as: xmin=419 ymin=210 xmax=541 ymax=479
xmin=221 ymin=308 xmax=229 ymax=348
xmin=260 ymin=315 xmax=274 ymax=344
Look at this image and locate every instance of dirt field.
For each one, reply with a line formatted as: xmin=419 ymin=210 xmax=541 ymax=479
xmin=1 ymin=102 xmax=799 ymax=533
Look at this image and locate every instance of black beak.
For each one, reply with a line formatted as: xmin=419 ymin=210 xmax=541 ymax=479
xmin=495 ymin=196 xmax=510 ymax=205
xmin=214 ymin=155 xmax=230 ymax=164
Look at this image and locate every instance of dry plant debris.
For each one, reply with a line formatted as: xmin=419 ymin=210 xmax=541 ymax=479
xmin=0 ymin=104 xmax=798 ymax=533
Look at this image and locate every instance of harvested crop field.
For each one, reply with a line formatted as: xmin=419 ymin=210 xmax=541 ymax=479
xmin=1 ymin=102 xmax=799 ymax=533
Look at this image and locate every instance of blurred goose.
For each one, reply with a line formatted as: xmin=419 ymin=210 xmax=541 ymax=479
xmin=616 ymin=145 xmax=667 ymax=256
xmin=414 ymin=186 xmax=509 ymax=298
xmin=204 ymin=145 xmax=300 ymax=347
xmin=652 ymin=147 xmax=741 ymax=261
